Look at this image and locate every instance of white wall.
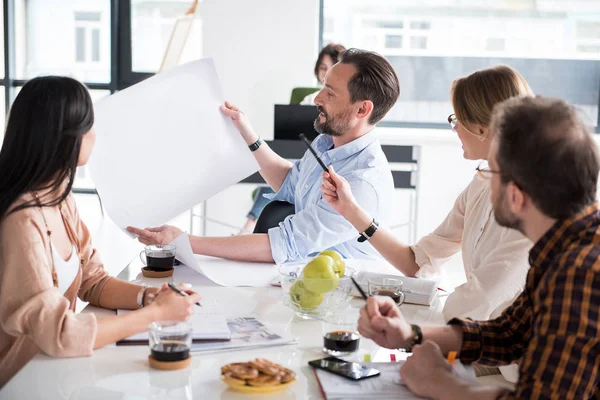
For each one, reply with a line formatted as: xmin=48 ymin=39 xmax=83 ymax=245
xmin=201 ymin=0 xmax=320 ymax=140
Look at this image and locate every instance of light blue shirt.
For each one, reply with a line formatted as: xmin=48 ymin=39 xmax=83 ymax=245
xmin=267 ymin=130 xmax=394 ymax=264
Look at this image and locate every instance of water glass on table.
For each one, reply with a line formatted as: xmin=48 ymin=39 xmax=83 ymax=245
xmin=367 ymin=277 xmax=405 ymax=306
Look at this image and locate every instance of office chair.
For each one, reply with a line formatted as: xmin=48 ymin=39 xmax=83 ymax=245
xmin=253 ymin=201 xmax=296 ymax=234
xmin=290 ymin=87 xmax=320 ymax=105
xmin=381 ymin=145 xmax=421 ymax=243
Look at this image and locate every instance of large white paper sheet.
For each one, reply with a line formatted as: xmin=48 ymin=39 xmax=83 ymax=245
xmin=88 ymin=58 xmax=259 ymax=233
xmin=169 ymin=234 xmax=277 ymax=287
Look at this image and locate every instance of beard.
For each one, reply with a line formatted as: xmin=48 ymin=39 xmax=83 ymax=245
xmin=313 ymin=106 xmax=353 ymax=137
xmin=493 ymin=187 xmax=524 ymax=234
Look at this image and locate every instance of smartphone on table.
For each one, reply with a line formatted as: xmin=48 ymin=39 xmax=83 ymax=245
xmin=308 ymin=356 xmax=380 ymax=381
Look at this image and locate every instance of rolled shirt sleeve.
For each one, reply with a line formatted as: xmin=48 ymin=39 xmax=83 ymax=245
xmin=268 ymin=177 xmax=380 ymax=264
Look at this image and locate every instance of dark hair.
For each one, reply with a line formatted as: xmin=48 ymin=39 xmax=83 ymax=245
xmin=314 ymin=43 xmax=346 ymax=80
xmin=0 ymin=76 xmax=94 ymax=219
xmin=338 ymin=48 xmax=400 ymax=125
xmin=492 ymin=96 xmax=599 ymax=220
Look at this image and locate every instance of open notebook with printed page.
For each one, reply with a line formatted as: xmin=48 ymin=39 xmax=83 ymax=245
xmin=116 ymin=299 xmax=230 ymax=345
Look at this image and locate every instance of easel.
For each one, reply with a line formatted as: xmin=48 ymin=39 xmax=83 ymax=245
xmin=158 ymin=0 xmax=199 ymax=73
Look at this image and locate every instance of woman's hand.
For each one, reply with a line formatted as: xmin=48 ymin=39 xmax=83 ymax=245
xmin=320 ymin=166 xmax=359 ymax=218
xmin=149 ymin=283 xmax=201 ymax=322
xmin=127 ymin=225 xmax=183 ymax=246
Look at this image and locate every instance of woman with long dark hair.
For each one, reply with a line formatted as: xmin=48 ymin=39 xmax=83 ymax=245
xmin=0 ymin=76 xmax=201 ymax=387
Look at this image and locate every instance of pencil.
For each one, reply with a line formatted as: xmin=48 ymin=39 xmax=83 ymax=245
xmin=350 ymin=276 xmax=369 ymax=300
xmin=299 ymin=133 xmax=328 ymax=172
xmin=167 ymin=282 xmax=202 ymax=307
xmin=447 ymin=351 xmax=457 ymax=365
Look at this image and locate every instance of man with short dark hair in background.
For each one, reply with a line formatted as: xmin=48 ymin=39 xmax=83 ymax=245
xmin=357 ymin=96 xmax=600 ymax=399
xmin=129 ymin=49 xmax=401 ymax=264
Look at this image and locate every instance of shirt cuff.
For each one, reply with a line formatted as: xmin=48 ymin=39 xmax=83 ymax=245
xmin=267 ymin=226 xmax=288 ymax=264
xmin=447 ymin=317 xmax=483 ymax=364
xmin=410 ymin=244 xmax=439 ymax=279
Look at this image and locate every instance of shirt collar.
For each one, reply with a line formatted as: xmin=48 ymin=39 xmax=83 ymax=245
xmin=315 ymin=129 xmax=378 ymax=161
xmin=528 ymin=202 xmax=600 ymax=271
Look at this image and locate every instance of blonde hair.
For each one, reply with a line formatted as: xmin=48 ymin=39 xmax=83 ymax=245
xmin=451 ymin=65 xmax=533 ymax=136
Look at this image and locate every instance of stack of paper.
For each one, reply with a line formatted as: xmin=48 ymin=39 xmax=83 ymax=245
xmin=352 ymin=271 xmax=440 ymax=305
xmin=116 ymin=299 xmax=230 ymax=345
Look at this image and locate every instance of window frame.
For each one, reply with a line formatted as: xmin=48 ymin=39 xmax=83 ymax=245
xmin=1 ymin=0 xmax=154 ymax=116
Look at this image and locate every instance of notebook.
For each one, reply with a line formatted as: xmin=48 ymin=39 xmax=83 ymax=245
xmin=116 ymin=299 xmax=230 ymax=345
xmin=313 ymin=361 xmax=475 ymax=399
xmin=352 ymin=271 xmax=440 ymax=306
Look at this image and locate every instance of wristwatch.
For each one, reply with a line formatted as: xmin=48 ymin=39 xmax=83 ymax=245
xmin=248 ymin=136 xmax=263 ymax=152
xmin=405 ymin=324 xmax=423 ymax=352
xmin=358 ymin=218 xmax=379 ymax=242
xmin=137 ymin=285 xmax=149 ymax=309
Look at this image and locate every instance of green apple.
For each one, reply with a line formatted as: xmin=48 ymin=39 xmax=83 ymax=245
xmin=302 ymin=255 xmax=339 ymax=294
xmin=289 ymin=280 xmax=324 ymax=310
xmin=318 ymin=250 xmax=345 ymax=278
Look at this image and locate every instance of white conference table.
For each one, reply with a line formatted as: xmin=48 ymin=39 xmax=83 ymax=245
xmin=1 ymin=255 xmax=512 ymax=399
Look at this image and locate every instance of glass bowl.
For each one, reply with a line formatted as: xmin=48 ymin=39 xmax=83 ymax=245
xmin=279 ymin=262 xmax=356 ymax=319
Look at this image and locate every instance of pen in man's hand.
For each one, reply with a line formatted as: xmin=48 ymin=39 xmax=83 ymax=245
xmin=299 ymin=133 xmax=329 ymax=172
xmin=167 ymin=282 xmax=202 ymax=307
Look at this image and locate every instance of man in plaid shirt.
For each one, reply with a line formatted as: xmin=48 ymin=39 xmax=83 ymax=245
xmin=358 ymin=96 xmax=600 ymax=399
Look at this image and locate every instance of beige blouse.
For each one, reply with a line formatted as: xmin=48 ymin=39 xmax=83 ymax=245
xmin=0 ymin=193 xmax=113 ymax=387
xmin=411 ymin=174 xmax=532 ymax=322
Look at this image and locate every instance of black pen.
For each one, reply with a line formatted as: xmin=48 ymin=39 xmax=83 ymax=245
xmin=167 ymin=282 xmax=202 ymax=307
xmin=351 ymin=276 xmax=369 ymax=301
xmin=299 ymin=133 xmax=329 ymax=172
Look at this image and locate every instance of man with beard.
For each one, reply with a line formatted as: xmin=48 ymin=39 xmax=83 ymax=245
xmin=357 ymin=96 xmax=600 ymax=399
xmin=128 ymin=49 xmax=400 ymax=264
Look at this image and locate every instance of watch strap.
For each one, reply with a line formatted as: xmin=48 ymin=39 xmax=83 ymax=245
xmin=137 ymin=285 xmax=149 ymax=309
xmin=248 ymin=136 xmax=263 ymax=152
xmin=405 ymin=324 xmax=423 ymax=352
xmin=358 ymin=218 xmax=379 ymax=242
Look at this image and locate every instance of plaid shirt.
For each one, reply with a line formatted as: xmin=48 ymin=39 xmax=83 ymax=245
xmin=449 ymin=203 xmax=600 ymax=399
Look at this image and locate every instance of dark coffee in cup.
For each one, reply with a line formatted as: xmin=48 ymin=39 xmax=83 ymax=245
xmin=151 ymin=341 xmax=190 ymax=362
xmin=323 ymin=330 xmax=360 ymax=354
xmin=371 ymin=289 xmax=402 ymax=304
xmin=146 ymin=251 xmax=176 ymax=271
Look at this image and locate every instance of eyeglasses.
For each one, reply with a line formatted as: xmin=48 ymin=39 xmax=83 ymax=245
xmin=475 ymin=161 xmax=502 ymax=179
xmin=448 ymin=113 xmax=477 ymax=136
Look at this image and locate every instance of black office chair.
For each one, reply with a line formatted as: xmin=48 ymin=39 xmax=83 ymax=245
xmin=253 ymin=201 xmax=295 ymax=234
xmin=381 ymin=145 xmax=420 ymax=243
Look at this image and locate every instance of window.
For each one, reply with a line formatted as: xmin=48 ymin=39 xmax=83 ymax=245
xmin=74 ymin=11 xmax=102 ymax=64
xmin=15 ymin=1 xmax=111 ymax=83
xmin=576 ymin=21 xmax=600 ymax=56
xmin=323 ymin=0 xmax=600 ymax=129
xmin=1 ymin=1 xmax=203 ymax=185
xmin=385 ymin=35 xmax=403 ymax=49
xmin=410 ymin=36 xmax=427 ymax=49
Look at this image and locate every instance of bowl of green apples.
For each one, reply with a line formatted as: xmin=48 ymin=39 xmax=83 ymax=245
xmin=279 ymin=250 xmax=356 ymax=319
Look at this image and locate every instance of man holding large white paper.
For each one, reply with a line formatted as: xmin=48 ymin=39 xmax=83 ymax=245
xmin=128 ymin=48 xmax=400 ymax=264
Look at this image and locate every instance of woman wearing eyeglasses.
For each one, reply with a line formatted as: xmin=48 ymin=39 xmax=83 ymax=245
xmin=321 ymin=65 xmax=533 ymax=379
